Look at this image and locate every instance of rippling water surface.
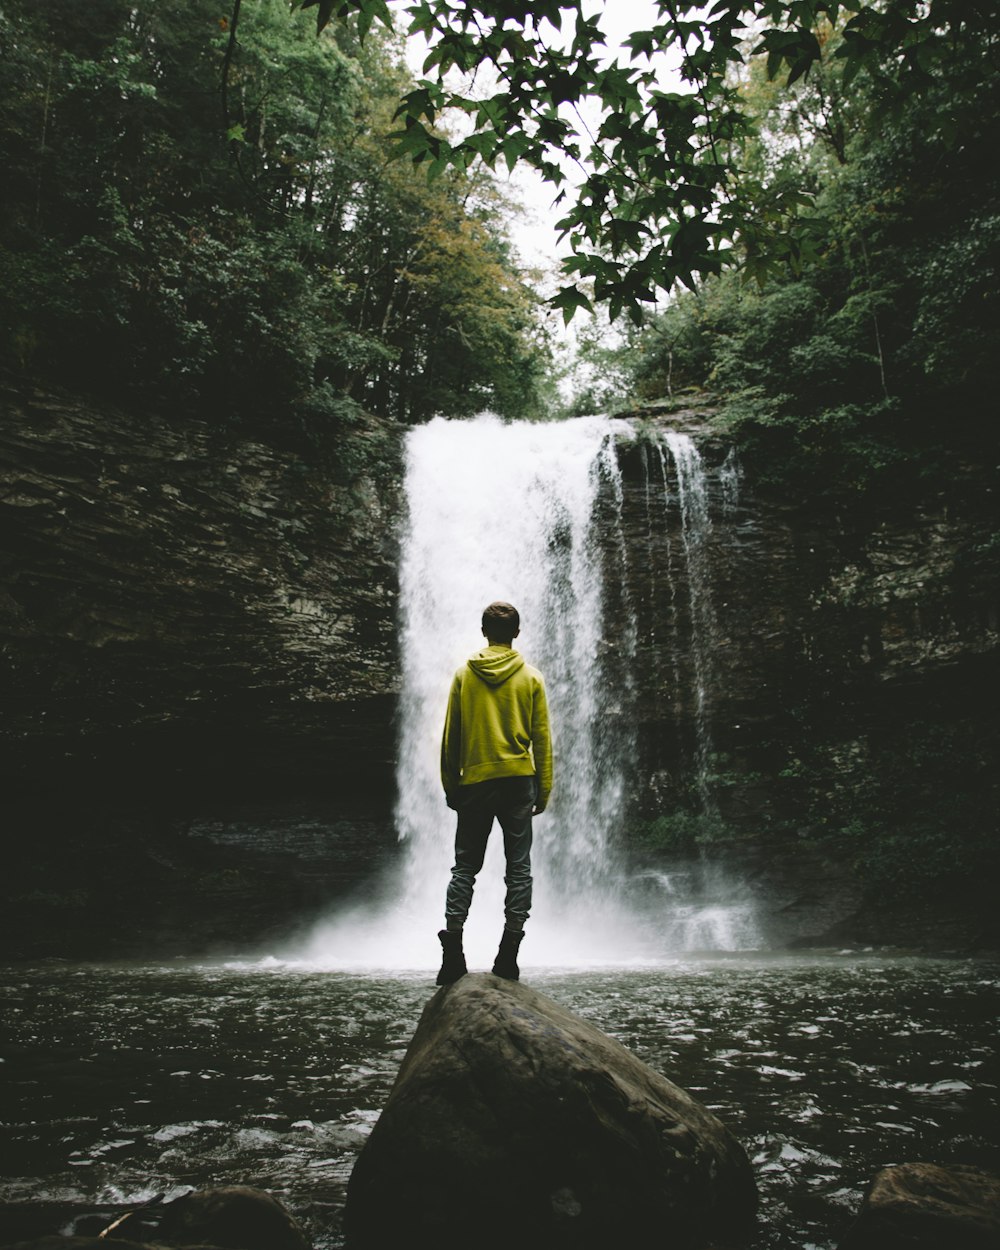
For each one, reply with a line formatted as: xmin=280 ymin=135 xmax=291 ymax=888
xmin=2 ymin=954 xmax=998 ymax=1249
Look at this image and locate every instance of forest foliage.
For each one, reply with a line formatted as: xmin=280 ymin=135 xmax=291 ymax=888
xmin=307 ymin=0 xmax=990 ymax=320
xmin=0 ymin=0 xmax=551 ymax=436
xmin=573 ymin=11 xmax=1000 ymax=501
xmin=2 ymin=0 xmax=997 ymax=477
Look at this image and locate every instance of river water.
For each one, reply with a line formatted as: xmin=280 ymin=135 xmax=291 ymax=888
xmin=4 ymin=420 xmax=996 ymax=1244
xmin=2 ymin=955 xmax=998 ymax=1248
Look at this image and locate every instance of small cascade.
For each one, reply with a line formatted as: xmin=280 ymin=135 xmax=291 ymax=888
xmin=719 ymin=447 xmax=743 ymax=514
xmin=631 ymin=430 xmax=762 ymax=951
xmin=661 ymin=431 xmax=721 ymax=810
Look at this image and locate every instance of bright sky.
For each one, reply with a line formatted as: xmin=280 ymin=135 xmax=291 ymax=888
xmin=398 ymin=0 xmax=687 ymax=274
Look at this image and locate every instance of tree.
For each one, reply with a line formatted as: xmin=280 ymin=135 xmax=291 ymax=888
xmin=0 ymin=0 xmax=550 ymax=430
xmin=300 ymin=0 xmax=994 ymax=320
xmin=610 ymin=10 xmax=1000 ymax=498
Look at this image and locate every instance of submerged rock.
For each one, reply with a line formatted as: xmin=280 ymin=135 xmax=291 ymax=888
xmin=156 ymin=1186 xmax=312 ymax=1250
xmin=344 ymin=973 xmax=757 ymax=1249
xmin=0 ymin=1187 xmax=312 ymax=1250
xmin=0 ymin=1240 xmax=154 ymax=1250
xmin=0 ymin=1242 xmax=226 ymax=1250
xmin=838 ymin=1163 xmax=1000 ymax=1249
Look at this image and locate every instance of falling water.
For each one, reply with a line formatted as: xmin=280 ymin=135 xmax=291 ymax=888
xmin=661 ymin=431 xmax=720 ymax=810
xmin=653 ymin=432 xmax=761 ymax=948
xmin=305 ymin=414 xmax=645 ymax=968
xmin=719 ymin=446 xmax=743 ymax=514
xmin=303 ymin=416 xmax=760 ymax=967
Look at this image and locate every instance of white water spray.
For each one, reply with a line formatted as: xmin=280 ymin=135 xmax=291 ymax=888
xmin=301 ymin=417 xmax=760 ymax=969
xmin=304 ymin=414 xmax=644 ymax=969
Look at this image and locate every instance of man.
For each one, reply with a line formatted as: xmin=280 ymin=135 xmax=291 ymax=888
xmin=437 ymin=601 xmax=553 ymax=985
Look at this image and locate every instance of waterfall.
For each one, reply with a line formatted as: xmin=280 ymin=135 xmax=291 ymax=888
xmin=661 ymin=431 xmax=720 ymax=811
xmin=393 ymin=412 xmax=641 ymax=966
xmin=304 ymin=414 xmax=645 ymax=968
xmin=637 ymin=431 xmax=762 ymax=951
xmin=301 ymin=416 xmax=760 ymax=968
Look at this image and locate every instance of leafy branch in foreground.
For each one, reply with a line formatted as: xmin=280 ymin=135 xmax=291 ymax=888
xmin=300 ymin=0 xmax=994 ymax=321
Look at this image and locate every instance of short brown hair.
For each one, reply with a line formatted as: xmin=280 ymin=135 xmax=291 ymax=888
xmin=482 ymin=601 xmax=519 ymax=643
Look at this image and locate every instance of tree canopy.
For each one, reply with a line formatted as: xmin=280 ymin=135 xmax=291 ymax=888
xmin=301 ymin=0 xmax=993 ymax=320
xmin=581 ymin=10 xmax=999 ymax=501
xmin=3 ymin=0 xmax=996 ymax=437
xmin=0 ymin=0 xmax=551 ymax=436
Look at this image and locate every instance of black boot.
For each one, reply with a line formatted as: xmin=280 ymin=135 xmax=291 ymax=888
xmin=491 ymin=929 xmax=524 ymax=981
xmin=436 ymin=929 xmax=467 ymax=986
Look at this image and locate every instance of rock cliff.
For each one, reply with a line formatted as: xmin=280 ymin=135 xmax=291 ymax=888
xmin=1 ymin=376 xmax=401 ymax=781
xmin=609 ymin=399 xmax=999 ymax=949
xmin=0 ymin=376 xmax=403 ymax=955
xmin=1 ymin=382 xmax=996 ymax=954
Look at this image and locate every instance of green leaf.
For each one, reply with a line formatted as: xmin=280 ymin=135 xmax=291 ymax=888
xmin=549 ymin=285 xmax=594 ymax=324
xmin=298 ymin=0 xmax=337 ymax=35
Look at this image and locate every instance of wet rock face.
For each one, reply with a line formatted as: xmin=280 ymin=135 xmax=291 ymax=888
xmin=0 ymin=377 xmax=403 ymax=795
xmin=604 ymin=406 xmax=999 ymax=947
xmin=609 ymin=408 xmax=998 ymax=807
xmin=1 ymin=796 xmax=400 ymax=959
xmin=0 ymin=378 xmax=404 ymax=957
xmin=345 ymin=973 xmax=758 ymax=1250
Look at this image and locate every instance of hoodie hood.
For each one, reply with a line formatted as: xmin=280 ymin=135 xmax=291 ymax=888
xmin=467 ymin=645 xmax=526 ymax=686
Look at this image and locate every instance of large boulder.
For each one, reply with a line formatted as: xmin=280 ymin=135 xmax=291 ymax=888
xmin=344 ymin=973 xmax=757 ymax=1249
xmin=838 ymin=1163 xmax=1000 ymax=1249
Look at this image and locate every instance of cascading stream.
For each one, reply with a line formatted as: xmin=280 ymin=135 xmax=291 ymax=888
xmin=661 ymin=431 xmax=720 ymax=812
xmin=651 ymin=432 xmax=761 ymax=950
xmin=303 ymin=416 xmax=760 ymax=967
xmin=305 ymin=414 xmax=645 ymax=967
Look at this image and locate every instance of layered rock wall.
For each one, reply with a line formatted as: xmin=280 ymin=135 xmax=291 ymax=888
xmin=1 ymin=383 xmax=996 ymax=953
xmin=1 ymin=377 xmax=402 ymax=790
xmin=0 ymin=377 xmax=403 ymax=954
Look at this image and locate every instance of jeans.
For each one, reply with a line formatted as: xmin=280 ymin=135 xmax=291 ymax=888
xmin=444 ymin=776 xmax=535 ymax=932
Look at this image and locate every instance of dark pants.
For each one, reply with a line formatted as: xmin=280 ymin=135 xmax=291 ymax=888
xmin=445 ymin=776 xmax=534 ymax=932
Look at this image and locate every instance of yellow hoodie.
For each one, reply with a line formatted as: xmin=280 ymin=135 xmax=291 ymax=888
xmin=440 ymin=644 xmax=554 ymax=810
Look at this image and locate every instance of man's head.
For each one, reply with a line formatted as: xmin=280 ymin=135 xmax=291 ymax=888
xmin=482 ymin=600 xmax=520 ymax=645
